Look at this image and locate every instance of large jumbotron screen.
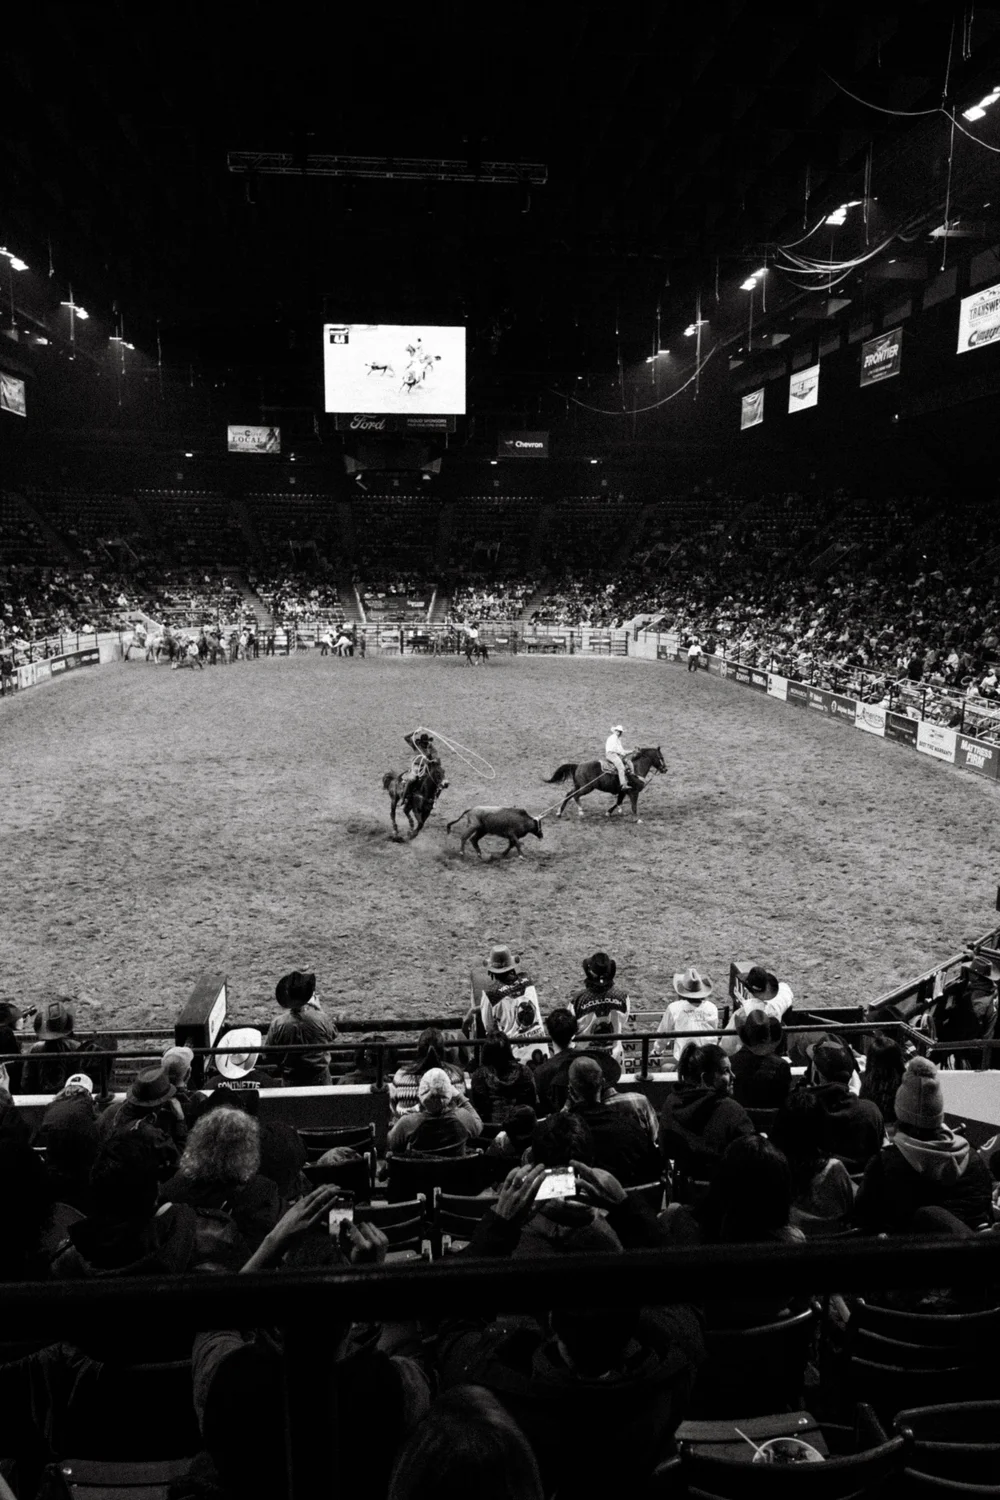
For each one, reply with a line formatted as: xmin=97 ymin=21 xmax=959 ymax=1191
xmin=322 ymin=323 xmax=466 ymax=414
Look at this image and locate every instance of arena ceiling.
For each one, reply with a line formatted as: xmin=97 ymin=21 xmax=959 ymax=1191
xmin=5 ymin=2 xmax=1000 ymax=405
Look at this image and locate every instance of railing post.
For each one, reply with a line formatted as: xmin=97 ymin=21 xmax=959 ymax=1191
xmin=640 ymin=1036 xmax=650 ymax=1080
xmin=282 ymin=1318 xmax=337 ymax=1500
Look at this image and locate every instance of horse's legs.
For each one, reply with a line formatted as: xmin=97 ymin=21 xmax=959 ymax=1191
xmin=630 ymin=789 xmax=642 ymax=822
xmin=389 ymin=793 xmax=400 ymax=837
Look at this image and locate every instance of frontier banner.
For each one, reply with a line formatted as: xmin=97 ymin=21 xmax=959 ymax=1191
xmin=740 ymin=389 xmax=764 ymax=430
xmin=957 ymin=281 xmax=1000 ymax=354
xmin=788 ymin=363 xmax=820 ymax=413
xmin=860 ymin=328 xmax=903 ymax=387
xmin=227 ymin=425 xmax=280 ymax=454
xmin=0 ymin=371 xmax=26 ymax=417
xmin=498 ymin=431 xmax=549 ymax=458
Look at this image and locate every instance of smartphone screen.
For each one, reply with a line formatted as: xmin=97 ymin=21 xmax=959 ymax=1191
xmin=327 ymin=1196 xmax=355 ymax=1233
xmin=535 ymin=1168 xmax=577 ymax=1201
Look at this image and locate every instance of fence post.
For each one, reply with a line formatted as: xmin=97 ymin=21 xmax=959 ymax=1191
xmin=960 ymin=699 xmax=966 ymax=735
xmin=921 ymin=687 xmax=928 ymax=720
xmin=640 ymin=1036 xmax=650 ymax=1080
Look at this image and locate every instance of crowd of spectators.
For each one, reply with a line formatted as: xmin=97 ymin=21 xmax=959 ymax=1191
xmin=0 ymin=940 xmax=998 ymax=1495
xmin=246 ymin=568 xmax=343 ymax=627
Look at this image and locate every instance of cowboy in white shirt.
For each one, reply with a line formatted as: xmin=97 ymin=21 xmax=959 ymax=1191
xmin=605 ymin=724 xmax=630 ymax=791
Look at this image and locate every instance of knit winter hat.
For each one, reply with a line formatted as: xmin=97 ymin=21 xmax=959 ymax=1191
xmin=895 ymin=1056 xmax=945 ymax=1129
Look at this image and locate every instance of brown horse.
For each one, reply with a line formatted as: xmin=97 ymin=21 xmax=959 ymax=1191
xmin=544 ymin=745 xmax=666 ymax=822
xmin=383 ymin=761 xmax=447 ymax=840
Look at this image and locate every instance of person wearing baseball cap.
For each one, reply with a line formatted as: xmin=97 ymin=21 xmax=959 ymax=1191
xmin=855 ymin=1055 xmax=994 ymax=1234
xmin=265 ymin=971 xmax=337 ymax=1088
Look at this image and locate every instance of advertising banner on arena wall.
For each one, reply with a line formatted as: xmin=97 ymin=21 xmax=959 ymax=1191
xmin=767 ymin=672 xmax=788 ymax=701
xmin=49 ymin=646 xmax=101 ymax=675
xmin=740 ymin=389 xmax=764 ymax=430
xmin=957 ymin=282 xmax=1000 ymax=354
xmin=954 ymin=734 xmax=1000 ymax=780
xmin=807 ymin=687 xmax=831 ymax=712
xmin=885 ymin=711 xmax=919 ymax=747
xmin=16 ymin=659 xmax=51 ymax=690
xmin=0 ymin=371 xmax=26 ymax=417
xmin=829 ymin=694 xmax=859 ymax=725
xmin=916 ymin=722 xmax=957 ymax=763
xmin=728 ymin=663 xmax=753 ymax=687
xmin=498 ymin=431 xmax=549 ymax=457
xmin=786 ymin=680 xmax=810 ymax=708
xmin=227 ymin=425 xmax=280 ymax=454
xmin=706 ymin=654 xmax=724 ymax=676
xmin=749 ymin=668 xmax=768 ymax=691
xmin=788 ymin=363 xmax=820 ymax=413
xmin=860 ymin=328 xmax=903 ymax=386
xmin=333 ymin=413 xmax=456 ymax=433
xmin=855 ymin=703 xmax=887 ymax=737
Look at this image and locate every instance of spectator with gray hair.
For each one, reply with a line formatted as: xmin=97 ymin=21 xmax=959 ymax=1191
xmin=159 ymin=1107 xmax=280 ymax=1253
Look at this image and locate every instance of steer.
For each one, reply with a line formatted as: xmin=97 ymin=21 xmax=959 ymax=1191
xmin=446 ymin=805 xmax=543 ymax=860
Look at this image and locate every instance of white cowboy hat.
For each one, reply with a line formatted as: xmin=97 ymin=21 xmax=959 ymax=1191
xmin=610 ymin=724 xmax=624 ymax=734
xmin=215 ymin=1027 xmax=263 ymax=1080
xmin=672 ymin=967 xmax=714 ymax=1001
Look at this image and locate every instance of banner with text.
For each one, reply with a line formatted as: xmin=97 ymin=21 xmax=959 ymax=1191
xmin=955 ymin=734 xmax=1000 ymax=780
xmin=860 ymin=328 xmax=903 ymax=387
xmin=916 ymin=721 xmax=957 ymax=764
xmin=498 ymin=431 xmax=549 ymax=458
xmin=0 ymin=371 xmax=26 ymax=417
xmin=788 ymin=363 xmax=820 ymax=413
xmin=855 ymin=703 xmax=887 ymax=737
xmin=227 ymin=425 xmax=280 ymax=454
xmin=957 ymin=281 xmax=1000 ymax=355
xmin=740 ymin=389 xmax=764 ymax=430
xmin=333 ymin=413 xmax=456 ymax=433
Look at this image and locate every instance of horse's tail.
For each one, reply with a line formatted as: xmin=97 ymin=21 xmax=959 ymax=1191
xmin=382 ymin=771 xmax=397 ymax=791
xmin=446 ymin=808 xmax=473 ymax=834
xmin=545 ymin=763 xmax=578 ymax=784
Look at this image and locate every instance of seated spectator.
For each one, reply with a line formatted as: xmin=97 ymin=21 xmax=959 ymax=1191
xmin=0 ymin=1067 xmax=29 ymax=1145
xmin=388 ymin=1385 xmax=543 ymax=1500
xmin=387 ymin=1069 xmax=483 ymax=1157
xmin=439 ymin=1163 xmax=704 ymax=1495
xmin=729 ymin=1011 xmax=792 ymax=1109
xmin=486 ymin=1105 xmax=537 ymax=1164
xmin=20 ymin=1000 xmax=86 ymax=1095
xmin=339 ymin=1033 xmax=397 ymax=1086
xmin=0 ymin=1001 xmax=25 ymax=1093
xmin=469 ymin=1033 xmax=537 ymax=1124
xmin=36 ymin=1074 xmax=100 ymax=1214
xmin=654 ymin=967 xmax=718 ymax=1062
xmin=51 ymin=1133 xmax=202 ymax=1287
xmin=659 ymin=1044 xmax=755 ymax=1182
xmin=771 ymin=1090 xmax=855 ymax=1235
xmin=568 ymin=950 xmax=631 ymax=1064
xmin=96 ymin=1066 xmax=188 ymax=1163
xmin=0 ymin=1140 xmax=80 ymax=1280
xmin=806 ymin=1037 xmax=884 ymax=1172
xmin=721 ymin=966 xmax=794 ymax=1054
xmin=855 ymin=1056 xmax=994 ymax=1233
xmin=531 ymin=1008 xmax=621 ymax=1114
xmin=158 ymin=1108 xmax=280 ymax=1253
xmin=264 ymin=970 xmax=337 ymax=1088
xmin=161 ymin=1044 xmax=206 ymax=1122
xmin=858 ymin=1032 xmax=906 ymax=1126
xmin=391 ymin=1029 xmax=467 ymax=1115
xmin=564 ymin=1057 xmax=660 ymax=1186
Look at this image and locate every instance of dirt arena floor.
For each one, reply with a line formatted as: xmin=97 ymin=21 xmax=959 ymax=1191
xmin=1 ymin=651 xmax=998 ymax=1035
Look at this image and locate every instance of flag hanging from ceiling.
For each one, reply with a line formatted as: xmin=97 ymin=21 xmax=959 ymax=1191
xmin=788 ymin=362 xmax=820 ymax=413
xmin=740 ymin=389 xmax=764 ymax=430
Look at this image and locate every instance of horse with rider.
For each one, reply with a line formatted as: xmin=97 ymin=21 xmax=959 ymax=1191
xmin=383 ymin=727 xmax=448 ymax=839
xmin=545 ymin=724 xmax=666 ymax=821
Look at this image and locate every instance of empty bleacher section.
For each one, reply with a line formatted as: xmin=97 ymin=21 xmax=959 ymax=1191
xmin=133 ymin=490 xmax=248 ymax=567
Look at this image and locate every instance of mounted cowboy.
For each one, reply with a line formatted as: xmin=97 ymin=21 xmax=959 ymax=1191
xmin=604 ymin=724 xmax=644 ymax=794
xmin=401 ymin=727 xmax=445 ymax=790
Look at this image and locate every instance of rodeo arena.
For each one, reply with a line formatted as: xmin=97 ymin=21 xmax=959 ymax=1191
xmin=7 ymin=12 xmax=1000 ymax=1500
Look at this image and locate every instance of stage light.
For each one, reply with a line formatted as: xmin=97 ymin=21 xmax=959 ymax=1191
xmin=658 ymin=347 xmax=670 ymax=354
xmin=490 ymin=459 xmax=498 ymax=465
xmin=35 ymin=336 xmax=48 ymax=345
xmin=646 ymin=355 xmax=655 ymax=363
xmin=184 ymin=452 xmax=193 ymax=458
xmin=590 ymin=458 xmax=599 ymax=464
xmin=740 ymin=278 xmax=757 ymax=290
xmin=9 ymin=258 xmax=27 ymax=272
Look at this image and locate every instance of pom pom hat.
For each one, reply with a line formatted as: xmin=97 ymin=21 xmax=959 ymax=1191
xmin=895 ymin=1056 xmax=945 ymax=1130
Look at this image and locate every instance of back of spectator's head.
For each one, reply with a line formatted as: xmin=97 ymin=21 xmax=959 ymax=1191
xmin=677 ymin=1042 xmax=705 ymax=1084
xmin=161 ymin=1045 xmax=194 ymax=1087
xmin=481 ymin=1032 xmax=515 ymax=1073
xmin=738 ymin=1011 xmax=785 ymax=1055
xmin=771 ymin=1089 xmax=827 ymax=1168
xmin=712 ymin=1135 xmax=792 ymax=1242
xmin=566 ymin=1056 xmax=605 ymax=1107
xmin=180 ymin=1106 xmax=260 ymax=1187
xmin=89 ymin=1134 xmax=162 ymax=1219
xmin=505 ymin=1106 xmax=537 ymax=1151
xmin=895 ymin=1056 xmax=945 ymax=1135
xmin=354 ymin=1033 xmax=395 ymax=1072
xmin=418 ymin=1067 xmax=456 ymax=1116
xmin=409 ymin=1028 xmax=446 ymax=1075
xmin=388 ymin=1385 xmax=543 ymax=1500
xmin=531 ymin=1111 xmax=592 ymax=1167
xmin=809 ymin=1036 xmax=856 ymax=1084
xmin=864 ymin=1031 xmax=905 ymax=1083
xmin=545 ymin=1008 xmax=578 ymax=1048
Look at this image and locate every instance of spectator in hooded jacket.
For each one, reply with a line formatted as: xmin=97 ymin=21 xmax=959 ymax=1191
xmin=564 ymin=1057 xmax=660 ymax=1187
xmin=469 ymin=1033 xmax=537 ymax=1124
xmin=806 ymin=1037 xmax=884 ymax=1172
xmin=387 ymin=1069 xmax=482 ymax=1157
xmin=858 ymin=1032 xmax=906 ymax=1126
xmin=855 ymin=1056 xmax=994 ymax=1234
xmin=659 ymin=1045 xmax=755 ymax=1182
xmin=771 ymin=1089 xmax=855 ymax=1236
xmin=729 ymin=1011 xmax=792 ymax=1110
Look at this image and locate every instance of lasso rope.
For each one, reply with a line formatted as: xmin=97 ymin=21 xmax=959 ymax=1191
xmin=535 ymin=769 xmax=609 ymax=821
xmin=419 ymin=726 xmax=496 ymax=781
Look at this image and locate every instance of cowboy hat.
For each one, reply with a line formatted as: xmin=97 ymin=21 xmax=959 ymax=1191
xmin=126 ymin=1068 xmax=177 ymax=1108
xmin=672 ymin=967 xmax=713 ymax=1001
xmin=215 ymin=1027 xmax=263 ymax=1081
xmin=737 ymin=1010 xmax=784 ymax=1054
xmin=487 ymin=945 xmax=516 ymax=974
xmin=34 ymin=1000 xmax=75 ymax=1039
xmin=744 ymin=966 xmax=780 ymax=1003
xmin=583 ymin=952 xmax=617 ymax=984
xmin=968 ymin=953 xmax=1000 ymax=983
xmin=275 ymin=971 xmax=316 ymax=1009
xmin=610 ymin=724 xmax=624 ymax=734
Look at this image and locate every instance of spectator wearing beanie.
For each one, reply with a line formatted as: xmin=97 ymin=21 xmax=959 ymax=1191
xmin=387 ymin=1068 xmax=482 ymax=1156
xmin=806 ymin=1037 xmax=884 ymax=1172
xmin=531 ymin=1008 xmax=621 ymax=1115
xmin=855 ymin=1056 xmax=994 ymax=1234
